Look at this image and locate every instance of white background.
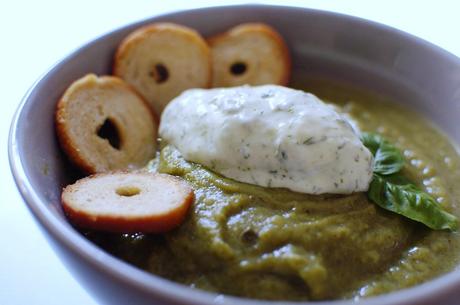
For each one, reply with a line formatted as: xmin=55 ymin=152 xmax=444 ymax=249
xmin=1 ymin=1 xmax=460 ymax=304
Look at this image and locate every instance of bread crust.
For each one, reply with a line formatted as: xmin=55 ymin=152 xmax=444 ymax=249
xmin=113 ymin=22 xmax=212 ymax=114
xmin=56 ymin=74 xmax=158 ymax=174
xmin=61 ymin=172 xmax=194 ymax=233
xmin=207 ymin=23 xmax=291 ymax=87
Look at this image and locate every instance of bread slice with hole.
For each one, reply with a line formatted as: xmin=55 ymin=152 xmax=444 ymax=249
xmin=62 ymin=172 xmax=194 ymax=233
xmin=208 ymin=23 xmax=291 ymax=87
xmin=56 ymin=74 xmax=158 ymax=174
xmin=114 ymin=22 xmax=212 ymax=114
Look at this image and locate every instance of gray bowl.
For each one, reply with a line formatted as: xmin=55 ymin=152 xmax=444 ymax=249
xmin=9 ymin=4 xmax=460 ymax=305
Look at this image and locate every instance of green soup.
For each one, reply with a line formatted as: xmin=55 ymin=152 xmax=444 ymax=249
xmin=85 ymin=80 xmax=460 ymax=301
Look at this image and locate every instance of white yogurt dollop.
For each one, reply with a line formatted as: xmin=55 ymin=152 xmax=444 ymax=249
xmin=159 ymin=85 xmax=373 ymax=194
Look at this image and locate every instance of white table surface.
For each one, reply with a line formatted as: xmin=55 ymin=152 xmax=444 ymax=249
xmin=1 ymin=1 xmax=459 ymax=304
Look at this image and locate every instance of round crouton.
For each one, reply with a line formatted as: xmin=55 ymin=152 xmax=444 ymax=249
xmin=61 ymin=172 xmax=194 ymax=233
xmin=114 ymin=22 xmax=212 ymax=114
xmin=208 ymin=23 xmax=291 ymax=87
xmin=56 ymin=74 xmax=158 ymax=174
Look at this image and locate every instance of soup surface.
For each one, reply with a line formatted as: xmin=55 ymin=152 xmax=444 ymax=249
xmin=86 ymin=79 xmax=460 ymax=301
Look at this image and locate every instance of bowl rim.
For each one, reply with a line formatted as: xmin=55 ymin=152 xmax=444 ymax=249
xmin=8 ymin=4 xmax=460 ymax=305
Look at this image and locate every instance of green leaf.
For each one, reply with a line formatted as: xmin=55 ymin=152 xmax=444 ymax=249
xmin=361 ymin=132 xmax=404 ymax=175
xmin=362 ymin=132 xmax=458 ymax=231
xmin=380 ymin=172 xmax=412 ymax=186
xmin=360 ymin=132 xmax=381 ymax=155
xmin=368 ymin=174 xmax=458 ymax=231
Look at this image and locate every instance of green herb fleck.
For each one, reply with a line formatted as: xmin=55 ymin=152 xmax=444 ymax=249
xmin=303 ymin=137 xmax=314 ymax=145
xmin=281 ymin=151 xmax=288 ymax=160
xmin=261 ymin=92 xmax=274 ymax=99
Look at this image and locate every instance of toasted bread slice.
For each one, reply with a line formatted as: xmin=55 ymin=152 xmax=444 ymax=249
xmin=114 ymin=22 xmax=212 ymax=114
xmin=56 ymin=74 xmax=157 ymax=174
xmin=208 ymin=23 xmax=291 ymax=87
xmin=61 ymin=172 xmax=194 ymax=233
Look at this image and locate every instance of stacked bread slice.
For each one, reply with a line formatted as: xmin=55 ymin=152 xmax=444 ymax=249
xmin=56 ymin=22 xmax=291 ymax=233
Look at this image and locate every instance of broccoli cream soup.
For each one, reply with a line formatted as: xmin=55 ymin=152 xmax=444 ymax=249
xmin=85 ymin=80 xmax=460 ymax=301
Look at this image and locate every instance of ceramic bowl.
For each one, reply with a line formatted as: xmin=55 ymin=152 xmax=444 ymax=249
xmin=9 ymin=5 xmax=460 ymax=305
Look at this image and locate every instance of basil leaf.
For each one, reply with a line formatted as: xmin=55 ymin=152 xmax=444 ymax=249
xmin=361 ymin=132 xmax=404 ymax=175
xmin=360 ymin=132 xmax=381 ymax=155
xmin=381 ymin=172 xmax=412 ymax=186
xmin=368 ymin=174 xmax=458 ymax=231
xmin=362 ymin=132 xmax=458 ymax=230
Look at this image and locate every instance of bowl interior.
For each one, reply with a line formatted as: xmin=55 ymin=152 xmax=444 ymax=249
xmin=10 ymin=5 xmax=460 ymax=305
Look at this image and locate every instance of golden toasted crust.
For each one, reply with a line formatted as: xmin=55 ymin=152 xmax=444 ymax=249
xmin=61 ymin=172 xmax=194 ymax=233
xmin=208 ymin=23 xmax=291 ymax=87
xmin=114 ymin=22 xmax=212 ymax=114
xmin=56 ymin=74 xmax=158 ymax=174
